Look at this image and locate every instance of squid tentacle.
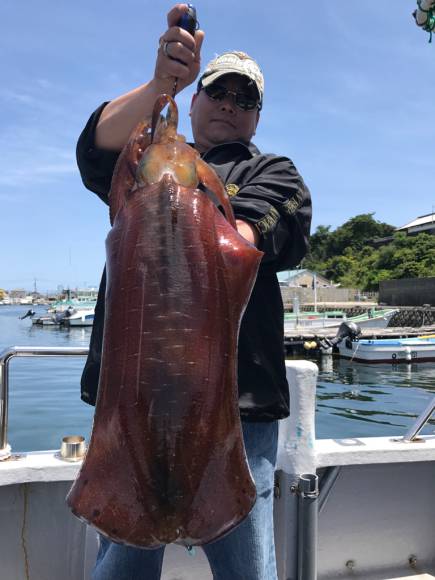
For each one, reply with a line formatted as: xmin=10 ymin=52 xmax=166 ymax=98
xmin=196 ymin=158 xmax=237 ymax=229
xmin=151 ymin=94 xmax=178 ymax=143
xmin=109 ymin=119 xmax=152 ymax=225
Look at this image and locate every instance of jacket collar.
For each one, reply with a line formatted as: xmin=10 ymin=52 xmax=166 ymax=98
xmin=188 ymin=141 xmax=260 ymax=162
xmin=203 ymin=141 xmax=260 ymax=163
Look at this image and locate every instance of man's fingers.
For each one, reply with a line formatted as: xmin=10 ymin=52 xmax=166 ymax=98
xmin=161 ymin=39 xmax=195 ymax=65
xmin=157 ymin=45 xmax=192 ymax=79
xmin=167 ymin=4 xmax=189 ymax=28
xmin=193 ymin=30 xmax=205 ymax=62
xmin=163 ymin=56 xmax=190 ymax=79
xmin=160 ymin=25 xmax=196 ymax=52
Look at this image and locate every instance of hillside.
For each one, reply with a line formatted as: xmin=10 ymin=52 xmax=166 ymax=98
xmin=303 ymin=213 xmax=435 ymax=291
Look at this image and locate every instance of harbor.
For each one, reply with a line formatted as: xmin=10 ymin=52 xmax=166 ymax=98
xmin=2 ymin=305 xmax=435 ymax=580
xmin=2 ymin=304 xmax=435 ymax=450
xmin=284 ymin=305 xmax=435 ymax=356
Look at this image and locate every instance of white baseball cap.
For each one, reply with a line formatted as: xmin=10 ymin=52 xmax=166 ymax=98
xmin=199 ymin=51 xmax=264 ymax=103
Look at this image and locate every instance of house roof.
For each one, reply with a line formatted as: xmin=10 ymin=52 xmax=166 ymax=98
xmin=277 ymin=269 xmax=307 ymax=282
xmin=397 ymin=213 xmax=435 ymax=231
xmin=277 ymin=269 xmax=331 ymax=284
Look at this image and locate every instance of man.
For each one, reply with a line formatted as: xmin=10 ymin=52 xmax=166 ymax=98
xmin=76 ymin=5 xmax=311 ymax=579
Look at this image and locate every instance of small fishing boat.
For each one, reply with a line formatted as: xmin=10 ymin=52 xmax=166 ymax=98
xmin=31 ymin=314 xmax=60 ymax=326
xmin=284 ymin=310 xmax=345 ymax=328
xmin=31 ymin=307 xmax=75 ymax=327
xmin=63 ymin=308 xmax=95 ymax=327
xmin=337 ymin=335 xmax=435 ymax=363
xmin=284 ymin=308 xmax=397 ymax=332
xmin=344 ymin=308 xmax=398 ymax=329
xmin=30 ymin=302 xmax=96 ymax=327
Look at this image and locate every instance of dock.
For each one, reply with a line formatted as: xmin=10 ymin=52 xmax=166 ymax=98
xmin=284 ymin=325 xmax=435 ymax=356
xmin=283 ymin=304 xmax=435 ymax=355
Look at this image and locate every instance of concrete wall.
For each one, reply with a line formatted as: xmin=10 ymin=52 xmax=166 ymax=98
xmin=280 ymin=286 xmax=378 ymax=308
xmin=379 ymin=277 xmax=435 ymax=306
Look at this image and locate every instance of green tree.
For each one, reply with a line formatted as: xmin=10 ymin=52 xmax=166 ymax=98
xmin=303 ymin=214 xmax=435 ymax=291
xmin=326 ymin=213 xmax=395 ymax=255
xmin=305 ymin=225 xmax=331 ymax=268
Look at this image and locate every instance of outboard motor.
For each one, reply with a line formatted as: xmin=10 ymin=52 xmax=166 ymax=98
xmin=330 ymin=321 xmax=362 ymax=347
xmin=55 ymin=306 xmax=75 ymax=324
xmin=317 ymin=321 xmax=362 ymax=352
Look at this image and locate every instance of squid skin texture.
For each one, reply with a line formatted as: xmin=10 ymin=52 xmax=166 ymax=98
xmin=67 ymin=96 xmax=263 ymax=548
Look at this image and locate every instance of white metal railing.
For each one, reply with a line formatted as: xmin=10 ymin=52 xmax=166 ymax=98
xmin=0 ymin=346 xmax=89 ymax=458
xmin=401 ymin=394 xmax=435 ymax=442
xmin=1 ymin=345 xmax=435 ymax=457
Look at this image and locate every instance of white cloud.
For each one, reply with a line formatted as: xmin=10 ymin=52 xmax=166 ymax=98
xmin=0 ymin=89 xmax=37 ymax=106
xmin=0 ymin=137 xmax=76 ymax=189
xmin=0 ymin=160 xmax=76 ymax=188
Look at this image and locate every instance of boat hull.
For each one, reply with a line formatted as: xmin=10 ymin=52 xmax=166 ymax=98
xmin=65 ymin=311 xmax=94 ymax=327
xmin=284 ymin=309 xmax=397 ymax=333
xmin=338 ymin=338 xmax=435 ymax=363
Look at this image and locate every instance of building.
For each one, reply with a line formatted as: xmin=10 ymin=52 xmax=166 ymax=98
xmin=277 ymin=269 xmax=333 ymax=288
xmin=73 ymin=288 xmax=99 ymax=302
xmin=371 ymin=212 xmax=435 ymax=247
xmin=396 ymin=212 xmax=435 ymax=236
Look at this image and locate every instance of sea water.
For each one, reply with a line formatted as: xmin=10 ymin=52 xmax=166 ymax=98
xmin=1 ymin=305 xmax=434 ymax=452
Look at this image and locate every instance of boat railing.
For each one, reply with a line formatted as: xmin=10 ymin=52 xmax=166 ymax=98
xmin=400 ymin=394 xmax=435 ymax=442
xmin=1 ymin=345 xmax=435 ymax=458
xmin=0 ymin=346 xmax=89 ymax=458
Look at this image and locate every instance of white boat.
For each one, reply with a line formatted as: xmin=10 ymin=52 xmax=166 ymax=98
xmin=345 ymin=308 xmax=398 ymax=328
xmin=1 ymin=346 xmax=435 ymax=579
xmin=31 ymin=303 xmax=96 ymax=327
xmin=64 ymin=308 xmax=95 ymax=327
xmin=31 ymin=315 xmax=59 ymax=326
xmin=284 ymin=310 xmax=346 ymax=329
xmin=284 ymin=308 xmax=397 ymax=332
xmin=31 ymin=306 xmax=75 ymax=326
xmin=338 ymin=336 xmax=435 ymax=363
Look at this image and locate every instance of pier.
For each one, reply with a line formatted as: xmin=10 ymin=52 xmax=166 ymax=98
xmin=283 ymin=305 xmax=435 ymax=356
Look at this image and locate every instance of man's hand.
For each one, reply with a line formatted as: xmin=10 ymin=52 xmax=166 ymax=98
xmin=153 ymin=4 xmax=205 ymax=95
xmin=95 ymin=4 xmax=204 ymax=151
xmin=236 ymin=220 xmax=260 ymax=246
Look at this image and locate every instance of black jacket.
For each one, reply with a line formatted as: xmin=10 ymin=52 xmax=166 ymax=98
xmin=76 ymin=103 xmax=312 ymax=421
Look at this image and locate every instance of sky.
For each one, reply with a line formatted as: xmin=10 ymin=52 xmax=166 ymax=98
xmin=1 ymin=1 xmax=434 ymax=292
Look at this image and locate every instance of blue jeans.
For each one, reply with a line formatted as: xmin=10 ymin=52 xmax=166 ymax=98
xmin=92 ymin=420 xmax=278 ymax=580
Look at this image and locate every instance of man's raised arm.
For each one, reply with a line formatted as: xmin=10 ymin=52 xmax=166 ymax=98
xmin=95 ymin=4 xmax=204 ymax=151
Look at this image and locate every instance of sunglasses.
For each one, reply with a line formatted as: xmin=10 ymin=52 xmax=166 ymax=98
xmin=202 ymin=84 xmax=261 ymax=111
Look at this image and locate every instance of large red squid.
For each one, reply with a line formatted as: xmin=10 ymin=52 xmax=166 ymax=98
xmin=67 ymin=94 xmax=263 ymax=548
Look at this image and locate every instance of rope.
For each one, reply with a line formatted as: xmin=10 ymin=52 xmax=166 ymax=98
xmin=417 ymin=0 xmax=435 ymax=42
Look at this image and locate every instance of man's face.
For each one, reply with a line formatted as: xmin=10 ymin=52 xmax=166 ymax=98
xmin=190 ymin=73 xmax=260 ymax=153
